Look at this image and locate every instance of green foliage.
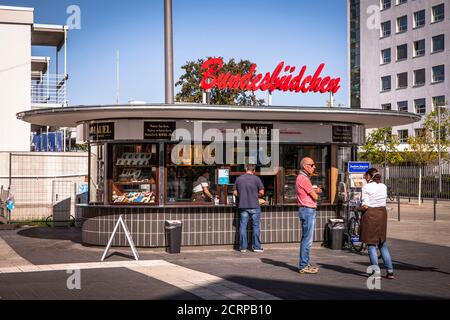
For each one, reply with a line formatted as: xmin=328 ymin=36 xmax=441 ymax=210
xmin=359 ymin=128 xmax=404 ymax=165
xmin=404 ymin=105 xmax=450 ymax=165
xmin=175 ymin=57 xmax=265 ymax=106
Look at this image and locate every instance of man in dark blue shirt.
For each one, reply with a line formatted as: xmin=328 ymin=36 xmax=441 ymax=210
xmin=233 ymin=164 xmax=265 ymax=253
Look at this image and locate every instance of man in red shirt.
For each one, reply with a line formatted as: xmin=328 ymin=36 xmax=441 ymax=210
xmin=296 ymin=157 xmax=322 ymax=274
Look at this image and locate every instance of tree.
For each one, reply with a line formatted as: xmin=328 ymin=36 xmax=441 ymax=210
xmin=359 ymin=127 xmax=404 ymax=165
xmin=175 ymin=57 xmax=265 ymax=106
xmin=405 ymin=104 xmax=450 ymax=165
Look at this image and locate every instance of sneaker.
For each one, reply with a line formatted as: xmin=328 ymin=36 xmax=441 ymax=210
xmin=307 ymin=264 xmax=319 ymax=271
xmin=253 ymin=248 xmax=264 ymax=253
xmin=386 ymin=272 xmax=395 ymax=280
xmin=240 ymin=249 xmax=247 ymax=253
xmin=298 ymin=265 xmax=319 ymax=274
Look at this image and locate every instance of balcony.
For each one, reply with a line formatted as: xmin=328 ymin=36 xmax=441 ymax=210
xmin=31 ymin=73 xmax=67 ymax=108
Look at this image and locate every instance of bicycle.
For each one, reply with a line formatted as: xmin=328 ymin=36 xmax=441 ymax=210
xmin=344 ymin=201 xmax=366 ymax=253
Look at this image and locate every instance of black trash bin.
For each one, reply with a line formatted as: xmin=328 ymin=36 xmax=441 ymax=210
xmin=165 ymin=220 xmax=182 ymax=253
xmin=327 ymin=218 xmax=344 ymax=250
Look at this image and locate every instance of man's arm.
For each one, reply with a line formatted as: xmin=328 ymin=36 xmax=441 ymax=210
xmin=203 ymin=186 xmax=213 ymax=199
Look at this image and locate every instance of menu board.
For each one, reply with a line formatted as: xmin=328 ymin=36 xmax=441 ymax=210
xmin=332 ymin=125 xmax=353 ymax=143
xmin=144 ymin=121 xmax=176 ymax=140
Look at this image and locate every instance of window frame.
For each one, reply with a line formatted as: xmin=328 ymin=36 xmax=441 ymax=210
xmin=397 ymin=72 xmax=408 ymax=89
xmin=432 ymin=3 xmax=445 ymax=23
xmin=414 ymin=98 xmax=426 ymax=115
xmin=432 ymin=65 xmax=445 ymax=83
xmin=381 ymin=75 xmax=392 ymax=91
xmin=396 ymin=43 xmax=408 ymax=61
xmin=397 ymin=100 xmax=408 ymax=112
xmin=413 ymin=9 xmax=425 ymax=28
xmin=413 ymin=39 xmax=425 ymax=57
xmin=432 ymin=34 xmax=445 ymax=53
xmin=413 ymin=68 xmax=426 ymax=86
xmin=396 ymin=15 xmax=408 ymax=33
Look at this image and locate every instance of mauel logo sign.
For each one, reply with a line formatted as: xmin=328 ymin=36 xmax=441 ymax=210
xmin=200 ymin=57 xmax=340 ymax=94
xmin=89 ymin=122 xmax=114 ymax=141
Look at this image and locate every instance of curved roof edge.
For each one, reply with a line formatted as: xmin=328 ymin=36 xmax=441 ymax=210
xmin=17 ymin=104 xmax=421 ymax=128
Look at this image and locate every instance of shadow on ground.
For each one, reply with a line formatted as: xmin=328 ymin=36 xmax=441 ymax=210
xmin=17 ymin=226 xmax=82 ymax=244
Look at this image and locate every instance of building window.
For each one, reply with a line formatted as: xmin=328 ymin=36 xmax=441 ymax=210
xmin=397 ymin=15 xmax=408 ymax=33
xmin=415 ymin=128 xmax=426 ymax=137
xmin=413 ymin=10 xmax=425 ymax=28
xmin=381 ymin=21 xmax=391 ymax=37
xmin=381 ymin=76 xmax=391 ymax=91
xmin=396 ymin=0 xmax=407 ymax=4
xmin=165 ymin=144 xmax=217 ymax=203
xmin=413 ymin=69 xmax=425 ymax=86
xmin=382 ymin=103 xmax=392 ymax=110
xmin=432 ymin=3 xmax=445 ymax=23
xmin=398 ymin=129 xmax=409 ymax=143
xmin=283 ymin=145 xmax=330 ymax=203
xmin=432 ymin=65 xmax=445 ymax=83
xmin=397 ymin=100 xmax=408 ymax=112
xmin=397 ymin=72 xmax=408 ymax=89
xmin=414 ymin=39 xmax=425 ymax=57
xmin=432 ymin=34 xmax=445 ymax=53
xmin=397 ymin=44 xmax=408 ymax=61
xmin=414 ymin=98 xmax=426 ymax=114
xmin=381 ymin=48 xmax=391 ymax=64
xmin=381 ymin=0 xmax=391 ymax=10
xmin=432 ymin=95 xmax=446 ymax=108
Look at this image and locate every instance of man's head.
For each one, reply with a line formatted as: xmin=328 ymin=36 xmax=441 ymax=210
xmin=300 ymin=157 xmax=316 ymax=175
xmin=245 ymin=164 xmax=256 ymax=173
xmin=202 ymin=171 xmax=210 ymax=178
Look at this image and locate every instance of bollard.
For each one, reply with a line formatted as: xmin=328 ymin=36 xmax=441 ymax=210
xmin=433 ymin=197 xmax=437 ymax=221
xmin=397 ymin=194 xmax=400 ymax=221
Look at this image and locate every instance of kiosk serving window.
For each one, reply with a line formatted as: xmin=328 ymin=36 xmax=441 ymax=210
xmin=282 ymin=145 xmax=330 ymax=203
xmin=109 ymin=143 xmax=158 ymax=204
xmin=166 ymin=144 xmax=217 ymax=203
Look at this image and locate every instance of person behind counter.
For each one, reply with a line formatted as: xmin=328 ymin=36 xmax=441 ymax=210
xmin=233 ymin=164 xmax=265 ymax=253
xmin=360 ymin=168 xmax=394 ymax=280
xmin=192 ymin=171 xmax=213 ymax=202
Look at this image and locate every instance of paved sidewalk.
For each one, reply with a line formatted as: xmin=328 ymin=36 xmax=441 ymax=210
xmin=0 ymin=202 xmax=449 ymax=300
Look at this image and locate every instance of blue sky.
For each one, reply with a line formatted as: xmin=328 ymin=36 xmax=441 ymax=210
xmin=6 ymin=0 xmax=348 ymax=107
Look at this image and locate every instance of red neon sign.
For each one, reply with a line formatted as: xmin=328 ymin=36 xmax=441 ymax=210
xmin=200 ymin=57 xmax=341 ymax=94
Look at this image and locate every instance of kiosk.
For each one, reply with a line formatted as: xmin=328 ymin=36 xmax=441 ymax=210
xmin=17 ymin=104 xmax=420 ymax=248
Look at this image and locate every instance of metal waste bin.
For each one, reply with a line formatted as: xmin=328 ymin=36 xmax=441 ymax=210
xmin=165 ymin=220 xmax=182 ymax=253
xmin=327 ymin=218 xmax=344 ymax=250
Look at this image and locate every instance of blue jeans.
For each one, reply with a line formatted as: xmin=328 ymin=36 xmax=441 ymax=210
xmin=299 ymin=207 xmax=316 ymax=269
xmin=239 ymin=209 xmax=262 ymax=250
xmin=368 ymin=242 xmax=394 ymax=273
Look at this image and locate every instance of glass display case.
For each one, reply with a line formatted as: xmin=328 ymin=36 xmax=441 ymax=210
xmin=89 ymin=144 xmax=105 ymax=204
xmin=110 ymin=143 xmax=158 ymax=204
xmin=282 ymin=145 xmax=330 ymax=203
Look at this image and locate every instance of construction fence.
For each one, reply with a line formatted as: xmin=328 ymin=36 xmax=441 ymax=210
xmin=0 ymin=152 xmax=88 ymax=221
xmin=373 ymin=163 xmax=450 ymax=201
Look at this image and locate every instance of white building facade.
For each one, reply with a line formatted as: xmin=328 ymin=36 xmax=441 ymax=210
xmin=349 ymin=0 xmax=449 ymax=149
xmin=0 ymin=5 xmax=69 ymax=152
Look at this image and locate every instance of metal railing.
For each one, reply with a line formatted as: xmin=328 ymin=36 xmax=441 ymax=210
xmin=31 ymin=74 xmax=68 ymax=106
xmin=374 ymin=164 xmax=450 ymax=200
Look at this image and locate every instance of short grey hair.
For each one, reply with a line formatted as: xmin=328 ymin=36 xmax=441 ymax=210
xmin=300 ymin=157 xmax=310 ymax=169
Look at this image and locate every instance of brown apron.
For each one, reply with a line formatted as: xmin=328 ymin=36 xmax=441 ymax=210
xmin=360 ymin=206 xmax=387 ymax=245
